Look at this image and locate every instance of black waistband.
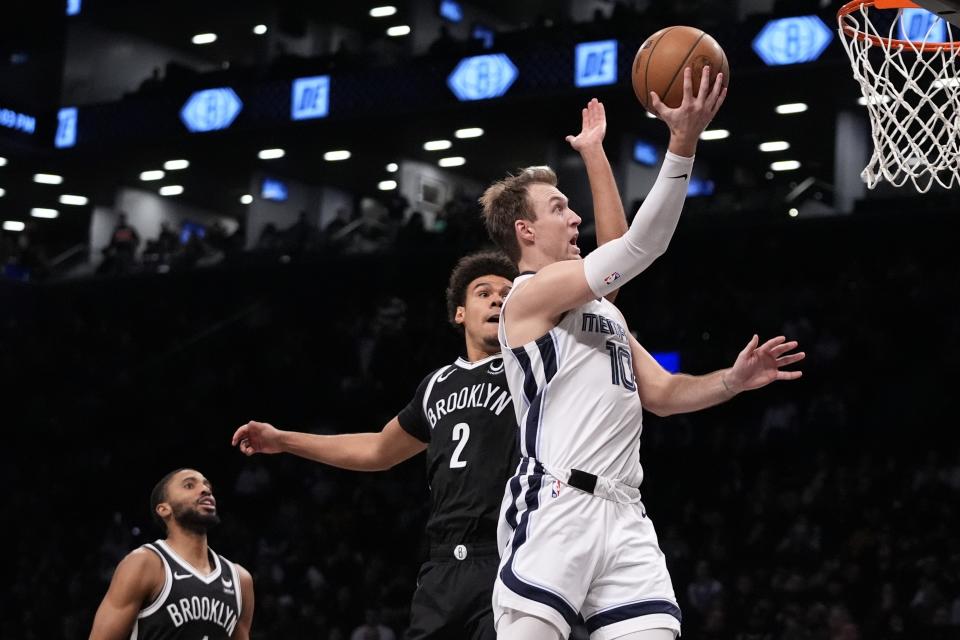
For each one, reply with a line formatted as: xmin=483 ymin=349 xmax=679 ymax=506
xmin=567 ymin=468 xmax=599 ymax=495
xmin=429 ymin=541 xmax=499 ymax=561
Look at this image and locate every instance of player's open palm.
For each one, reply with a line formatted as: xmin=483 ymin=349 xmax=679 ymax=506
xmin=651 ymin=66 xmax=726 ymax=140
xmin=565 ymin=98 xmax=607 ymax=152
xmin=726 ymin=335 xmax=805 ymax=392
xmin=232 ymin=420 xmax=283 ymax=455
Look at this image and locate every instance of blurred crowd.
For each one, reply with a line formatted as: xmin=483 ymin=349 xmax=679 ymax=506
xmin=2 ymin=209 xmax=958 ymax=639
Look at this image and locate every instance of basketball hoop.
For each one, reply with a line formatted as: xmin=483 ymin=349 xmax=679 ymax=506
xmin=837 ymin=0 xmax=960 ymax=192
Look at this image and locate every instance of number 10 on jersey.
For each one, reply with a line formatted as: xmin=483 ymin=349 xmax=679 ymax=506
xmin=605 ymin=340 xmax=636 ymax=391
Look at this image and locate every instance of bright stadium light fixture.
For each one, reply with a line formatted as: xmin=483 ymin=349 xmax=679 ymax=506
xmin=454 ymin=127 xmax=484 ymax=139
xmin=387 ymin=25 xmax=411 ymax=37
xmin=386 ymin=163 xmax=399 ymax=173
xmin=59 ymin=194 xmax=88 ymax=206
xmin=140 ymin=170 xmax=165 ymax=181
xmin=3 ymin=221 xmax=24 ymax=232
xmin=31 ymin=208 xmax=59 ymax=219
xmin=771 ymin=160 xmax=801 ymax=171
xmin=159 ymin=185 xmax=184 ymax=196
xmin=258 ymin=148 xmax=285 ymax=160
xmin=370 ymin=6 xmax=398 ymax=17
xmin=192 ymin=33 xmax=217 ymax=45
xmin=788 ymin=208 xmax=799 ymax=217
xmin=323 ymin=150 xmax=351 ymax=161
xmin=164 ymin=159 xmax=190 ymax=170
xmin=699 ymin=129 xmax=729 ymax=141
xmin=933 ymin=78 xmax=960 ymax=89
xmin=378 ymin=180 xmax=398 ymax=190
xmin=240 ymin=194 xmax=253 ymax=204
xmin=33 ymin=173 xmax=64 ymax=185
xmin=439 ymin=156 xmax=466 ymax=167
xmin=857 ymin=95 xmax=891 ymax=106
xmin=0 ymin=188 xmax=5 ymax=197
xmin=0 ymin=157 xmax=7 ymax=166
xmin=253 ymin=24 xmax=268 ymax=35
xmin=759 ymin=141 xmax=790 ymax=152
xmin=645 ymin=111 xmax=657 ymax=119
xmin=424 ymin=139 xmax=452 ymax=151
xmin=775 ymin=102 xmax=808 ymax=114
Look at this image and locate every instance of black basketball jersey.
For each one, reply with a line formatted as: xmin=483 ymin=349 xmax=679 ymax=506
xmin=397 ymin=354 xmax=520 ymax=545
xmin=132 ymin=540 xmax=243 ymax=640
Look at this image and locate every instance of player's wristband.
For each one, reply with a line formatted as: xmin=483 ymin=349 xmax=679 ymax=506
xmin=583 ymin=151 xmax=694 ymax=298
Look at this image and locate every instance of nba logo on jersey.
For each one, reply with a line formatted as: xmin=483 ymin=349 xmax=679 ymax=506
xmin=603 ymin=271 xmax=622 ymax=285
xmin=551 ymin=479 xmax=562 ymax=498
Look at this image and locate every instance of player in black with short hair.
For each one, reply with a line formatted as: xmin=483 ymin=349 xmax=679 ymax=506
xmin=232 ymin=98 xmax=630 ymax=639
xmin=89 ymin=468 xmax=255 ymax=640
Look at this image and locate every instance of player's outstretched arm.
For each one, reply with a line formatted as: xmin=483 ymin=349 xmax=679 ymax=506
xmin=566 ymin=98 xmax=628 ymax=303
xmin=89 ymin=549 xmax=161 ymax=640
xmin=629 ymin=334 xmax=804 ymax=417
xmin=505 ymin=68 xmax=725 ymax=343
xmin=232 ymin=418 xmax=426 ymax=472
xmin=230 ymin=565 xmax=255 ymax=640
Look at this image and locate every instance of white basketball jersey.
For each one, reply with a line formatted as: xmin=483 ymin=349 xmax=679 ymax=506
xmin=498 ymin=273 xmax=645 ymax=487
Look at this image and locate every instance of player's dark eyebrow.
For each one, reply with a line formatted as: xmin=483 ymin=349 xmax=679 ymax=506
xmin=472 ymin=281 xmax=494 ymax=291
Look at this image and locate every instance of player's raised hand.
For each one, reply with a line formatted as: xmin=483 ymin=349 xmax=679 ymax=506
xmin=724 ymin=335 xmax=805 ymax=393
xmin=565 ymin=98 xmax=607 ymax=152
xmin=650 ymin=66 xmax=726 ymax=156
xmin=232 ymin=420 xmax=284 ymax=455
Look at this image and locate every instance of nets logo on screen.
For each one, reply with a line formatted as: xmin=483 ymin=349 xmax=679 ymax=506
xmin=55 ymin=107 xmax=78 ymax=148
xmin=752 ymin=16 xmax=832 ymax=66
xmin=575 ymin=40 xmax=618 ymax=88
xmin=898 ymin=8 xmax=947 ymax=43
xmin=291 ymin=75 xmax=330 ymax=121
xmin=180 ymin=88 xmax=243 ymax=133
xmin=448 ymin=54 xmax=518 ymax=101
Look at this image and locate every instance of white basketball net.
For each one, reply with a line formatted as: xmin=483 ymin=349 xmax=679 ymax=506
xmin=838 ymin=5 xmax=960 ymax=192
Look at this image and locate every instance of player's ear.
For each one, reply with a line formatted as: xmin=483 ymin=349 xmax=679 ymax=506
xmin=515 ymin=218 xmax=534 ymax=242
xmin=455 ymin=306 xmax=466 ymax=325
xmin=156 ymin=502 xmax=171 ymax=521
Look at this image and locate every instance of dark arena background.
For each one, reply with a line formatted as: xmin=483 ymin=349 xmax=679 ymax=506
xmin=2 ymin=1 xmax=960 ymax=638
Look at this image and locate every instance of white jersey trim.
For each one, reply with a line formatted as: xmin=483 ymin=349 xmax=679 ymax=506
xmin=156 ymin=539 xmax=223 ymax=584
xmin=421 ymin=366 xmax=452 ymax=428
xmin=454 ymin=353 xmax=503 ymax=369
xmin=136 ymin=544 xmax=172 ymax=619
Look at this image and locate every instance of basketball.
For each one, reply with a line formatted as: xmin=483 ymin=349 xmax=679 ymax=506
xmin=632 ymin=26 xmax=730 ymax=113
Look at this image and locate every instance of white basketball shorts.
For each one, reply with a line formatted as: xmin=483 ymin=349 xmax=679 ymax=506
xmin=493 ymin=459 xmax=681 ymax=639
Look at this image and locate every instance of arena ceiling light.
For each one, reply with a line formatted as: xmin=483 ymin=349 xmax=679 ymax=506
xmin=253 ymin=24 xmax=268 ymax=35
xmin=378 ymin=180 xmax=398 ymax=190
xmin=33 ymin=173 xmax=63 ymax=185
xmin=258 ymin=148 xmax=285 ymax=160
xmin=192 ymin=33 xmax=217 ymax=45
xmin=857 ymin=95 xmax=891 ymax=106
xmin=387 ymin=25 xmax=411 ymax=37
xmin=240 ymin=194 xmax=253 ymax=204
xmin=159 ymin=185 xmax=184 ymax=196
xmin=370 ymin=6 xmax=398 ymax=17
xmin=775 ymin=102 xmax=808 ymax=114
xmin=645 ymin=111 xmax=657 ymax=119
xmin=771 ymin=160 xmax=801 ymax=171
xmin=424 ymin=139 xmax=452 ymax=151
xmin=3 ymin=220 xmax=24 ymax=231
xmin=439 ymin=156 xmax=466 ymax=167
xmin=140 ymin=170 xmax=165 ymax=181
xmin=759 ymin=141 xmax=790 ymax=152
xmin=164 ymin=159 xmax=190 ymax=170
xmin=386 ymin=162 xmax=399 ymax=173
xmin=59 ymin=194 xmax=88 ymax=206
xmin=0 ymin=157 xmax=7 ymax=166
xmin=788 ymin=208 xmax=799 ymax=217
xmin=323 ymin=150 xmax=351 ymax=161
xmin=0 ymin=188 xmax=5 ymax=197
xmin=699 ymin=129 xmax=729 ymax=141
xmin=30 ymin=208 xmax=59 ymax=219
xmin=454 ymin=127 xmax=484 ymax=139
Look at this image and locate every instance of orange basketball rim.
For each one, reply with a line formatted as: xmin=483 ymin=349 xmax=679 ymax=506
xmin=838 ymin=0 xmax=960 ymax=50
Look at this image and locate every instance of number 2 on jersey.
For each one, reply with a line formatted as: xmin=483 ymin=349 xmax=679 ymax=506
xmin=450 ymin=422 xmax=470 ymax=468
xmin=605 ymin=341 xmax=637 ymax=391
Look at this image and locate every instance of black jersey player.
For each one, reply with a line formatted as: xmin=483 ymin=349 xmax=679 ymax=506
xmin=89 ymin=468 xmax=255 ymax=640
xmin=231 ymin=99 xmax=631 ymax=639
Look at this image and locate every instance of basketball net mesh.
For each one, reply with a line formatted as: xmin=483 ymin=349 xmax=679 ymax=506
xmin=838 ymin=6 xmax=960 ymax=192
